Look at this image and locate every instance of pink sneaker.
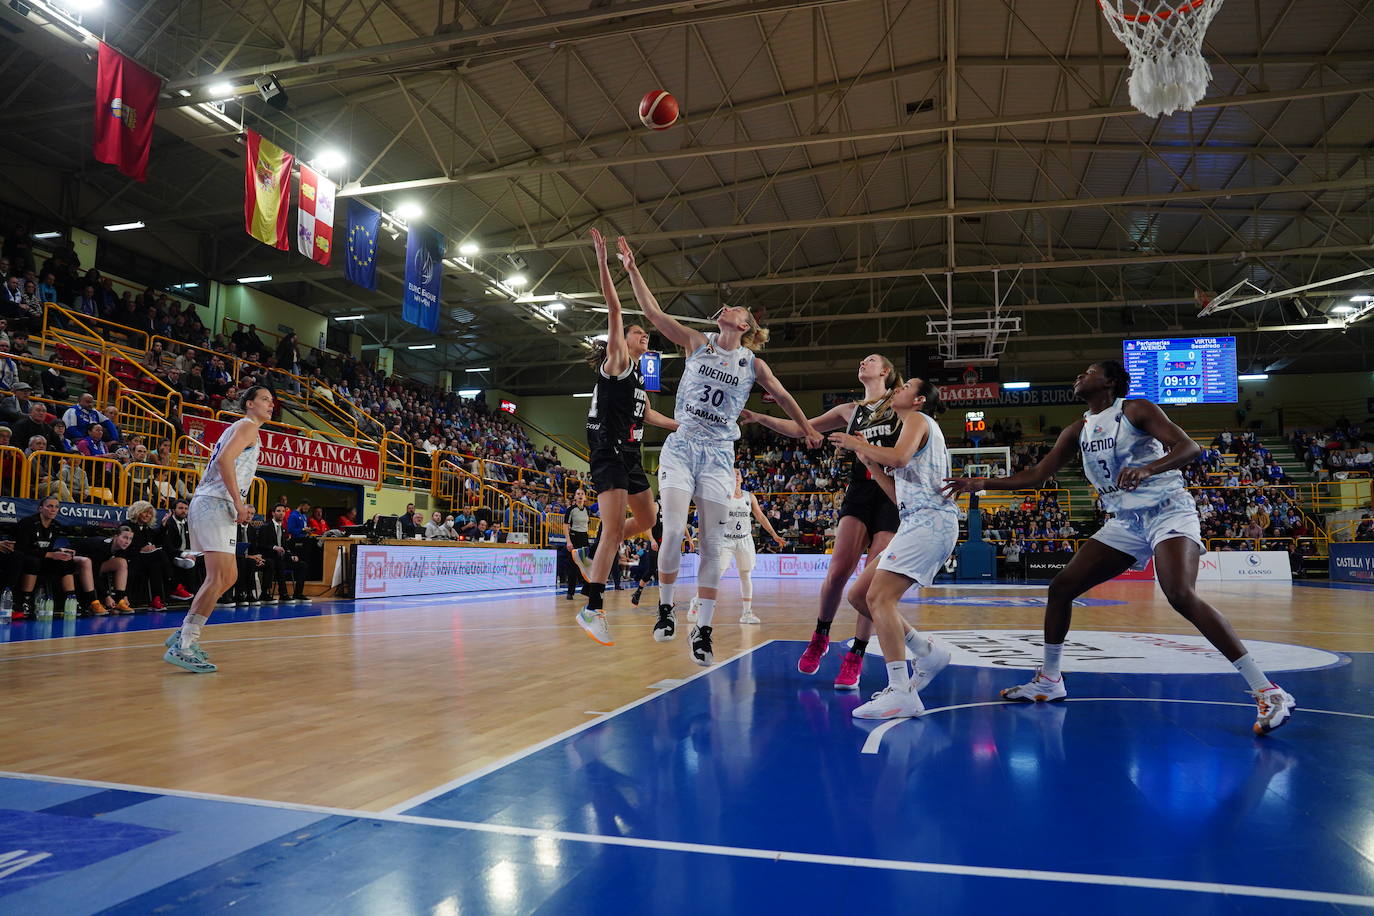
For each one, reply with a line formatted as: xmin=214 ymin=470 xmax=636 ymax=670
xmin=833 ymin=650 xmax=863 ymax=690
xmin=797 ymin=631 xmax=830 ymax=675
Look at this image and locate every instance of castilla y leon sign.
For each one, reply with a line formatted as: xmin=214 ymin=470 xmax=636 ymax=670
xmin=183 ymin=416 xmax=380 ymax=485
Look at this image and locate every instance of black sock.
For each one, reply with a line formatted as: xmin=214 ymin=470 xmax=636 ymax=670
xmin=583 ymin=582 xmax=605 ymax=610
xmin=851 ymin=638 xmax=869 ymax=657
xmin=78 ymin=589 xmax=98 ymax=607
xmin=815 ymin=618 xmax=832 ymax=637
xmin=113 ymin=589 xmax=127 ymax=601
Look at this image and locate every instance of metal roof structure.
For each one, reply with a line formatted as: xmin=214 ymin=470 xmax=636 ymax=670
xmin=1 ymin=0 xmax=1371 ymax=392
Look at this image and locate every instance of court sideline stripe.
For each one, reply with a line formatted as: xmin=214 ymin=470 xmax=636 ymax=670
xmin=379 ymin=638 xmax=779 ymax=815
xmin=0 ymin=769 xmax=1371 ymax=908
xmin=861 ymin=697 xmax=1374 ymax=754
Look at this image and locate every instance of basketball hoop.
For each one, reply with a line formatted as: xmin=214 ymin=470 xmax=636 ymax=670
xmin=1098 ymin=0 xmax=1224 ymax=118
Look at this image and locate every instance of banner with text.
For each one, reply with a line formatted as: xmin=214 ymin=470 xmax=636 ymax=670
xmin=354 ymin=544 xmax=556 ymax=597
xmin=183 ymin=417 xmax=380 ymax=485
xmin=0 ymin=497 xmax=159 ymax=529
xmin=402 ymin=222 xmax=444 ymax=333
xmin=1330 ymin=542 xmax=1374 ymax=583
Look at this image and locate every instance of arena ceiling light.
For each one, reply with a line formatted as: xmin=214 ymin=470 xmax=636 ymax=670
xmin=464 ymin=367 xmax=490 ymax=373
xmin=103 ymin=220 xmax=145 ymax=231
xmin=394 ymin=201 xmax=424 ymax=221
xmin=458 ymin=241 xmax=480 ymax=257
xmin=1352 ymin=295 xmax=1374 ymax=302
xmin=1331 ymin=304 xmax=1356 ymax=315
xmin=457 ymin=388 xmax=481 ymax=397
xmin=313 ymin=149 xmax=347 ymax=171
xmin=407 ymin=344 xmax=436 ymax=350
xmin=1003 ymin=381 xmax=1031 ymax=389
xmin=1238 ymin=373 xmax=1269 ymax=381
xmin=32 ymin=231 xmax=62 ymax=239
xmin=207 ymin=82 xmax=234 ymax=99
xmin=573 ymin=393 xmax=593 ymax=398
xmin=505 ymin=274 xmax=527 ymax=288
xmin=236 ymin=275 xmax=272 ymax=283
xmin=334 ymin=314 xmax=365 ymax=322
xmin=545 ymin=301 xmax=567 ymax=311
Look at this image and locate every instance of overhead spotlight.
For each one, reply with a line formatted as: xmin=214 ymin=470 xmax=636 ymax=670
xmin=236 ymin=275 xmax=272 ymax=284
xmin=1003 ymin=381 xmax=1030 ymax=389
xmin=1331 ymin=304 xmax=1356 ymax=315
xmin=464 ymin=367 xmax=490 ymax=373
xmin=545 ymin=301 xmax=567 ymax=311
xmin=313 ymin=148 xmax=346 ymax=171
xmin=32 ymin=231 xmax=61 ymax=239
xmin=458 ymin=241 xmax=480 ymax=257
xmin=381 ymin=220 xmax=400 ymax=241
xmin=408 ymin=344 xmax=436 ymax=350
xmin=1352 ymin=294 xmax=1374 ymax=302
xmin=254 ymin=73 xmax=288 ymax=110
xmin=207 ymin=81 xmax=234 ymax=99
xmin=103 ymin=220 xmax=145 ymax=232
xmin=1238 ymin=373 xmax=1269 ymax=381
xmin=394 ymin=201 xmax=423 ymax=221
xmin=334 ymin=314 xmax=365 ymax=322
xmin=506 ymin=274 xmax=527 ymax=288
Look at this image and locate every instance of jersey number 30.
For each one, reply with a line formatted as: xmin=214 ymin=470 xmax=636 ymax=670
xmin=698 ymin=385 xmax=727 ymax=408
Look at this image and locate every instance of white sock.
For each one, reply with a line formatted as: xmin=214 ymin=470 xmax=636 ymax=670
xmin=179 ymin=614 xmax=208 ymax=651
xmin=1042 ymin=643 xmax=1064 ymax=679
xmin=886 ymin=660 xmax=910 ymax=689
xmin=696 ymin=598 xmax=716 ymax=627
xmin=1233 ymin=653 xmax=1272 ymax=692
xmin=660 ymin=583 xmax=675 ymax=606
xmin=904 ymin=628 xmax=931 ymax=658
xmin=741 ymin=599 xmax=752 ymax=614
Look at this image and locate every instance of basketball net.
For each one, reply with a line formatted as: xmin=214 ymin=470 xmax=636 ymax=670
xmin=1098 ymin=0 xmax=1223 ymax=117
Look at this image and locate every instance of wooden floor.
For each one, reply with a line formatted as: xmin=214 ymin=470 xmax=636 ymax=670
xmin=1 ymin=579 xmax=1370 ymax=813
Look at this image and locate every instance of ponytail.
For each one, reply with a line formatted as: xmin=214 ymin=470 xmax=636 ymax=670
xmin=916 ymin=378 xmax=946 ymax=417
xmin=739 ymin=308 xmax=770 ymax=352
xmin=859 ymin=356 xmax=904 ymax=427
xmin=584 ymin=339 xmax=609 ymax=370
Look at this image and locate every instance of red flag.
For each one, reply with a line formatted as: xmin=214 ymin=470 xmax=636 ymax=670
xmin=93 ymin=43 xmax=162 ymax=182
xmin=296 ymin=165 xmax=336 ymax=265
xmin=244 ymin=129 xmax=294 ymax=250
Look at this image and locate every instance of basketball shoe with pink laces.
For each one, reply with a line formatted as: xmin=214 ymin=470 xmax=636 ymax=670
xmin=797 ymin=631 xmax=830 ymax=674
xmin=833 ymin=650 xmax=864 ymax=690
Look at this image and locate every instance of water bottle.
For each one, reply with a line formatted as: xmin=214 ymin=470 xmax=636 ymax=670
xmin=37 ymin=590 xmax=53 ymax=620
xmin=64 ymin=595 xmax=79 ymax=618
xmin=0 ymin=588 xmax=12 ymax=622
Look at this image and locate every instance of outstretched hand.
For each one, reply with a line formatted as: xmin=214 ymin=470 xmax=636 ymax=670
xmin=590 ymin=227 xmax=607 ymax=261
xmin=940 ymin=476 xmax=985 ymax=499
xmin=616 ymin=236 xmax=637 ymax=271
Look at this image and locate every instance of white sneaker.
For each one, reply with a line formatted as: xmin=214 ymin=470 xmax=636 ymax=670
xmin=686 ymin=597 xmax=700 ymax=624
xmin=852 ymin=683 xmax=924 ymax=719
xmin=739 ymin=611 xmax=761 ymax=625
xmin=911 ymin=636 xmax=950 ymax=691
xmin=575 ymin=608 xmax=614 ymax=646
xmin=1251 ymin=684 xmax=1296 ymax=735
xmin=1001 ymin=669 xmax=1067 ymax=702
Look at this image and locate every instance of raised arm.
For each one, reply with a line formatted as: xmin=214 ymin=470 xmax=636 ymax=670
xmin=750 ymin=493 xmax=786 ymax=547
xmin=753 ymin=358 xmax=822 ymax=448
xmin=591 ymin=229 xmax=631 ymax=376
xmin=1117 ymin=400 xmax=1202 ymax=490
xmin=740 ymin=402 xmax=853 ymax=438
xmin=941 ymin=419 xmax=1085 ymax=497
xmin=617 ymin=236 xmax=706 ymax=353
xmin=830 ymin=411 xmax=927 ymax=469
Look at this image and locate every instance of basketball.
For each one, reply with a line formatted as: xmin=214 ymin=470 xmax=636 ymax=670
xmin=639 ymin=90 xmax=679 ymax=130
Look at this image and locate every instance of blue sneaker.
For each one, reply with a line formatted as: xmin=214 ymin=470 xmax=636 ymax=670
xmin=163 ymin=645 xmax=217 ymax=673
xmin=163 ymin=632 xmax=210 ymax=663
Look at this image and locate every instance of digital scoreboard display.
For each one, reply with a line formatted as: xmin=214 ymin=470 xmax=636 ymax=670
xmin=1122 ymin=337 xmax=1237 ymax=405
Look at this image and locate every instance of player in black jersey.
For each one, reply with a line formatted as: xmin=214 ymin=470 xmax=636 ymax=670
xmin=740 ymin=353 xmax=904 ymax=688
xmin=574 ymin=229 xmax=679 ymax=646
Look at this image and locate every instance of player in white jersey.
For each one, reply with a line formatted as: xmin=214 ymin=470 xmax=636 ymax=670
xmin=829 ymin=378 xmax=956 ymax=719
xmin=943 ymin=361 xmax=1295 ymax=735
xmin=688 ymin=469 xmax=786 ymax=625
xmin=162 ymin=386 xmax=273 ymax=673
xmin=618 ymin=235 xmax=820 ymax=666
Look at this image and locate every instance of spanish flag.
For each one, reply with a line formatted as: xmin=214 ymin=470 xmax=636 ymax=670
xmin=244 ymin=129 xmax=294 ymax=249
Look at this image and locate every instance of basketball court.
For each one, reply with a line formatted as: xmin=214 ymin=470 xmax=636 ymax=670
xmin=4 ymin=577 xmax=1373 ymax=913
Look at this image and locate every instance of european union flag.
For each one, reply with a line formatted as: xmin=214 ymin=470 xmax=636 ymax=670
xmin=345 ymin=199 xmax=380 ymax=290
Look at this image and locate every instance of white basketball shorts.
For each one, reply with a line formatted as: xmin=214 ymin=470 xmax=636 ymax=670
xmin=1091 ymin=496 xmax=1205 ymax=567
xmin=877 ymin=510 xmax=959 ymax=587
xmin=720 ymin=537 xmax=757 ymax=573
xmin=188 ymin=495 xmax=239 ymax=554
xmin=657 ymin=432 xmax=736 ymax=506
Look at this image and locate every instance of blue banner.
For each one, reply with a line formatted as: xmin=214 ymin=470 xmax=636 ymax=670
xmin=0 ymin=497 xmax=162 ymax=529
xmin=640 ymin=350 xmax=661 ymax=393
xmin=344 ymin=199 xmax=380 ymax=290
xmin=1330 ymin=542 xmax=1374 ymax=583
xmin=403 ymin=222 xmax=443 ymax=333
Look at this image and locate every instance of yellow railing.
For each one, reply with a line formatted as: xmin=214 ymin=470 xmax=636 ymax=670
xmin=41 ymin=303 xmax=150 ymax=355
xmin=0 ymin=445 xmax=27 ymax=497
xmin=24 ymin=451 xmax=121 ymax=504
xmin=433 ymin=457 xmax=546 ymax=545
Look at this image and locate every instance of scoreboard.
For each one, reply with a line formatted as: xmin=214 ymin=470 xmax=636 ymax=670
xmin=1122 ymin=337 xmax=1238 ymax=405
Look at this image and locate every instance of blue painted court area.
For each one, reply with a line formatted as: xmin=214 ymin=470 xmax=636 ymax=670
xmin=5 ymin=640 xmax=1374 ymax=913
